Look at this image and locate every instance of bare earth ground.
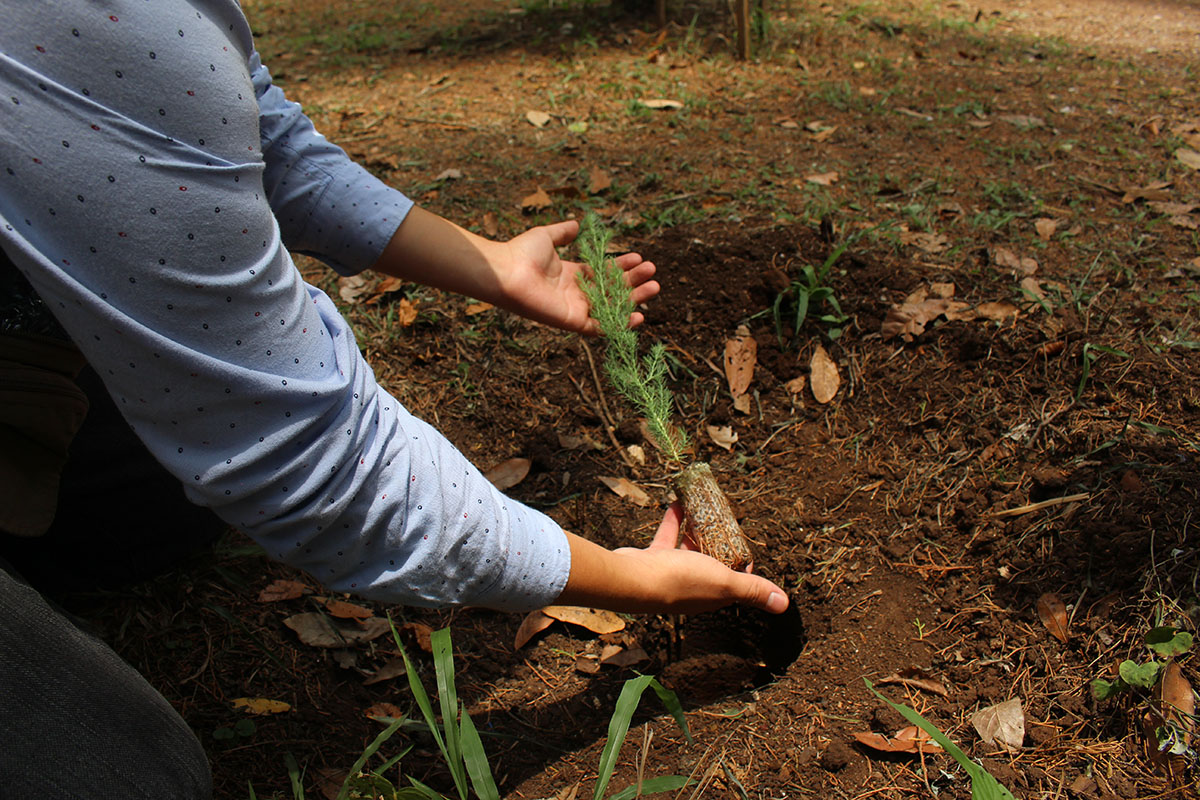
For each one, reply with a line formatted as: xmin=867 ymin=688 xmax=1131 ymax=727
xmin=55 ymin=1 xmax=1200 ymax=798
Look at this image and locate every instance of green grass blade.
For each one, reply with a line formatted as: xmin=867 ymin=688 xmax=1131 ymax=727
xmin=431 ymin=628 xmax=469 ymax=800
xmin=593 ymin=676 xmax=690 ymax=800
xmin=336 ymin=717 xmax=408 ymax=800
xmin=375 ymin=743 xmax=414 ymax=776
xmin=864 ymin=680 xmax=1014 ymax=800
xmin=643 ymin=679 xmax=691 ymax=744
xmin=390 ymin=618 xmax=454 ymax=783
xmin=247 ymin=780 xmax=258 ymax=800
xmin=607 ymin=775 xmax=694 ymax=800
xmin=284 ymin=752 xmax=306 ymax=800
xmin=593 ymin=676 xmax=655 ymax=800
xmin=407 ymin=775 xmax=451 ymax=800
xmin=459 ymin=706 xmax=500 ymax=800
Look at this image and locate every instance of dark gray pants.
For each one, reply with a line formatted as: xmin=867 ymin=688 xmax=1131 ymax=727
xmin=1 ymin=257 xmax=220 ymax=796
xmin=0 ymin=562 xmax=212 ymax=799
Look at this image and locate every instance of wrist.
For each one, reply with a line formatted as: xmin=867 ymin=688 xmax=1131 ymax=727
xmin=557 ymin=533 xmax=656 ymax=613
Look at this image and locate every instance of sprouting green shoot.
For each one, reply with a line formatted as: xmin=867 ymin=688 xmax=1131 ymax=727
xmin=576 ymin=213 xmax=689 ymax=465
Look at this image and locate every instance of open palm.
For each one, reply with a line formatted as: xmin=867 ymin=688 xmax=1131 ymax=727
xmin=498 ymin=220 xmax=659 ymax=334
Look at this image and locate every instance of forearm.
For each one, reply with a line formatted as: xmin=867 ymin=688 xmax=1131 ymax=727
xmin=372 ymin=206 xmax=508 ymax=304
xmin=557 ymin=533 xmax=662 ymax=613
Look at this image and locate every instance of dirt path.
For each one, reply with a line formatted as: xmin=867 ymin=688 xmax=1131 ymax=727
xmin=970 ymin=0 xmax=1200 ymax=58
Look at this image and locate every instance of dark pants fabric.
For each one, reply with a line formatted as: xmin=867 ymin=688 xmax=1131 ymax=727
xmin=1 ymin=253 xmax=223 ymax=798
xmin=0 ymin=562 xmax=213 ymax=800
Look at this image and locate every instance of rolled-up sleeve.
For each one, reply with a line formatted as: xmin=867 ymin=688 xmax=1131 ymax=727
xmin=251 ymin=51 xmax=412 ymax=275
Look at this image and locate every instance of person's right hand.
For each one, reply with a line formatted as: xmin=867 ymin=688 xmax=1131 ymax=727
xmin=557 ymin=504 xmax=789 ymax=616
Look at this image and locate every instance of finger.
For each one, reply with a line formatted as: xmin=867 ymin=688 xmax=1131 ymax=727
xmin=543 ymin=219 xmax=581 ymax=248
xmin=732 ymin=573 xmax=790 ymax=614
xmin=649 ymin=502 xmax=684 ymax=550
xmin=629 ymin=278 xmax=660 ymax=307
xmin=612 ymin=252 xmax=646 ymax=270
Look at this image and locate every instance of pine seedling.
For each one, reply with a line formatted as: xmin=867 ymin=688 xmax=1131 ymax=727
xmin=576 ymin=215 xmax=689 ymax=465
xmin=576 ymin=213 xmax=752 ymax=570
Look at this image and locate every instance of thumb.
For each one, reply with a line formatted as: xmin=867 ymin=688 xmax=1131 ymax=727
xmin=649 ymin=502 xmax=684 ymax=550
xmin=541 ymin=219 xmax=580 ymax=248
xmin=732 ymin=572 xmax=789 ymax=614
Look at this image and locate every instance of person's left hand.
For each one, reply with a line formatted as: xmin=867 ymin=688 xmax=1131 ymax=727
xmin=497 ymin=219 xmax=659 ymax=334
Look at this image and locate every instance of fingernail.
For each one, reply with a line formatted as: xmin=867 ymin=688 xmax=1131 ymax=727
xmin=766 ymin=592 xmax=788 ymax=614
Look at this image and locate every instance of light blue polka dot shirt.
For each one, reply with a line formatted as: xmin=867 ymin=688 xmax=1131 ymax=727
xmin=0 ymin=0 xmax=570 ymax=611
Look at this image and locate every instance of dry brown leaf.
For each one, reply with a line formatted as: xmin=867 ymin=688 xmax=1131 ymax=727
xmin=724 ymin=325 xmax=757 ymax=397
xmin=900 ymin=231 xmax=949 ymax=253
xmin=1148 ymin=202 xmax=1200 ymax=216
xmin=514 ymin=610 xmax=555 ymax=649
xmin=324 ymin=599 xmax=374 ymax=621
xmin=575 ymin=654 xmax=601 ymax=674
xmin=806 ymin=171 xmax=839 ymax=186
xmin=638 ymin=98 xmax=683 ymax=110
xmin=484 ymin=457 xmax=532 ymax=491
xmin=257 ymin=579 xmax=309 ymax=602
xmin=626 ymin=444 xmax=646 ymax=465
xmin=520 ymin=187 xmax=552 ymax=211
xmin=880 ymin=288 xmax=972 ymax=341
xmin=525 ymin=110 xmax=551 ymax=128
xmin=363 ymin=702 xmax=405 ymax=720
xmin=707 ymin=425 xmax=738 ymax=450
xmin=732 ymin=393 xmax=752 ymax=414
xmin=997 ymin=113 xmax=1045 ymax=128
xmin=875 ymin=672 xmax=949 ymax=697
xmin=465 ymin=301 xmax=494 ymax=315
xmin=1020 ymin=276 xmax=1047 ymax=303
xmin=1122 ymin=180 xmax=1173 ymax=204
xmin=598 ymin=475 xmax=652 ymax=507
xmin=283 ymin=613 xmax=392 ymax=648
xmin=599 ymin=644 xmax=649 ymax=667
xmin=1175 ymin=148 xmax=1200 ymax=170
xmin=558 ymin=432 xmax=603 ymax=451
xmin=362 ymin=657 xmax=408 ymax=685
xmin=1170 ymin=215 xmax=1200 ymax=230
xmin=784 ymin=376 xmax=806 ymax=395
xmin=810 ymin=345 xmax=840 ymax=404
xmin=396 ymin=621 xmax=434 ymax=653
xmin=778 ymin=119 xmax=800 ymax=129
xmin=853 ymin=726 xmax=943 ymax=755
xmin=396 ymin=297 xmax=418 ymax=327
xmin=1034 ymin=218 xmax=1058 ymax=240
xmin=543 ymin=605 xmax=626 ymax=634
xmin=434 ymin=168 xmax=463 ymax=181
xmin=588 ymin=169 xmax=612 ymax=195
xmin=373 ymin=275 xmax=406 ymax=297
xmin=337 ymin=274 xmax=371 ymax=304
xmin=929 ymin=282 xmax=956 ymax=298
xmin=975 ymin=301 xmax=1020 ymax=322
xmin=811 ymin=125 xmax=838 ymax=142
xmin=1158 ymin=662 xmax=1195 ymax=748
xmin=482 ymin=211 xmax=500 ymax=237
xmin=993 ymin=247 xmax=1038 ymax=276
xmin=971 ymin=698 xmax=1025 ymax=752
xmin=232 ymin=697 xmax=292 ymax=715
xmin=1036 ymin=593 xmax=1070 ymax=643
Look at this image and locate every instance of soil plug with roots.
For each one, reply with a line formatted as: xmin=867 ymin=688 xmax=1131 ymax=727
xmin=576 ymin=214 xmax=753 ymax=571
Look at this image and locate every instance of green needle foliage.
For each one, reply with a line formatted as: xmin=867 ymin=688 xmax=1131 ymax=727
xmin=576 ymin=213 xmax=689 ymax=466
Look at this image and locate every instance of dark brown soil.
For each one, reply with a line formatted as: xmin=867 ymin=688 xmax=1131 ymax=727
xmin=52 ymin=1 xmax=1200 ymax=798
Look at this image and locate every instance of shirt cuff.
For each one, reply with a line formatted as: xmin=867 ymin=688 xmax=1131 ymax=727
xmin=472 ymin=505 xmax=572 ymax=613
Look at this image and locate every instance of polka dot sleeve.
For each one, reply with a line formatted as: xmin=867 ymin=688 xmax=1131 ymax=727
xmin=251 ymin=51 xmax=413 ymax=277
xmin=0 ymin=0 xmax=570 ymax=612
